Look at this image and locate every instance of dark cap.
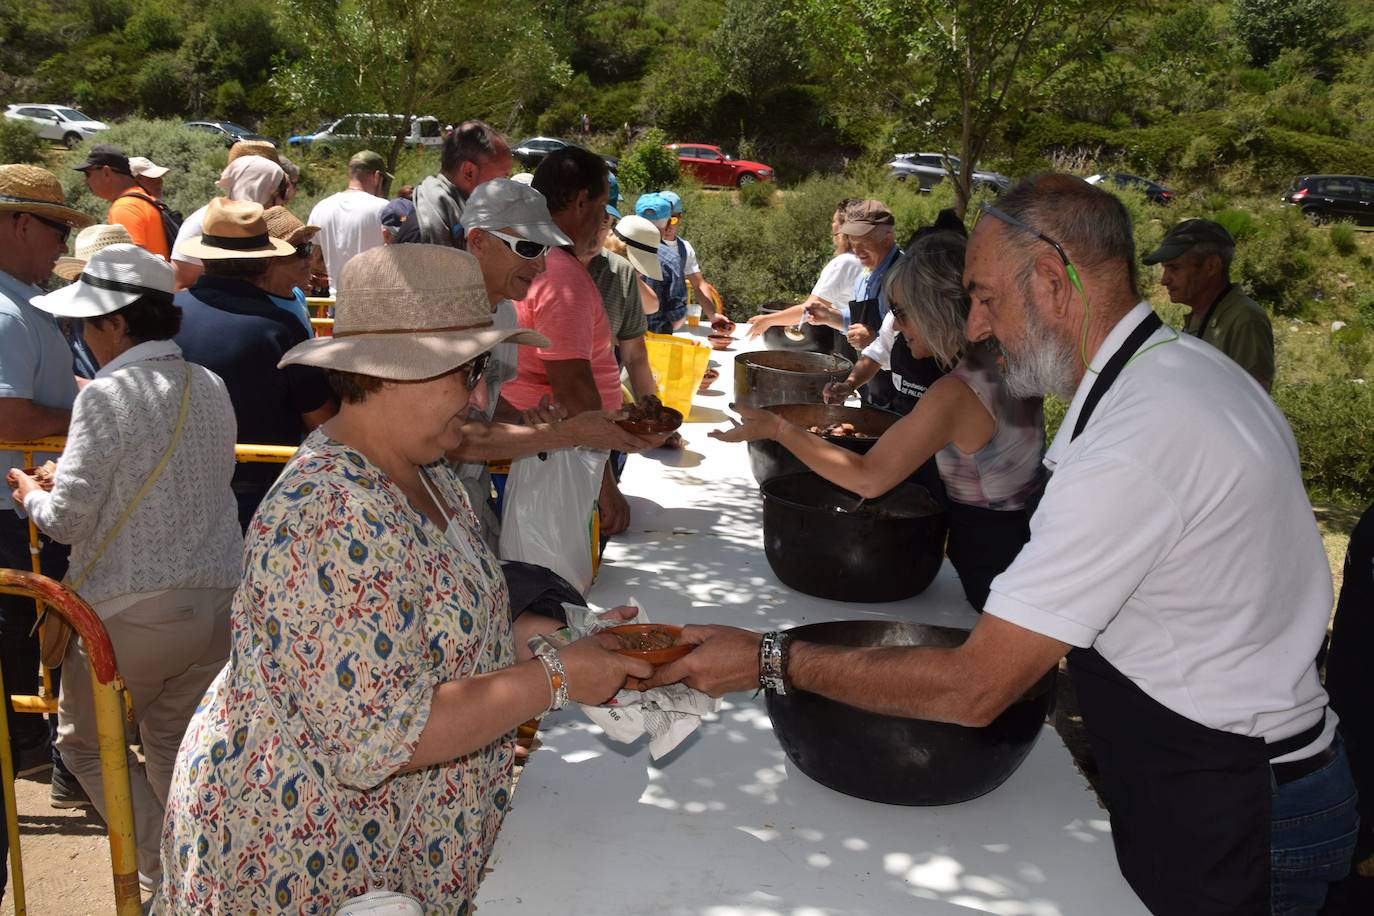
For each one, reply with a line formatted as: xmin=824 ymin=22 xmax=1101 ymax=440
xmin=380 ymin=197 xmax=415 ymax=230
xmin=72 ymin=144 xmax=131 ymax=175
xmin=840 ymin=199 xmax=895 ymax=237
xmin=348 ymin=150 xmax=392 ymax=177
xmin=1142 ymin=219 xmax=1235 ymax=265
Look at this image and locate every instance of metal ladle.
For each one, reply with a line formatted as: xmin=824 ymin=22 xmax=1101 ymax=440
xmin=783 ymin=308 xmax=808 ymax=341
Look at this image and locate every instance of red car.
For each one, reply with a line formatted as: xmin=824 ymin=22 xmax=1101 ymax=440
xmin=666 ymin=143 xmax=774 ymax=187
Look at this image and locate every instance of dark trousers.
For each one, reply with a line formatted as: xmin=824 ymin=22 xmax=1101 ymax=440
xmin=0 ymin=509 xmax=69 ymax=750
xmin=944 ymin=501 xmax=1033 ymax=610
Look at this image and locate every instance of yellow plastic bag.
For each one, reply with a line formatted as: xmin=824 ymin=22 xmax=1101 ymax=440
xmin=643 ymin=332 xmax=711 ymax=418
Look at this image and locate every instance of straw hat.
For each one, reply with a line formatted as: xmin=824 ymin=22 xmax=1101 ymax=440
xmin=0 ymin=164 xmax=96 ymax=230
xmin=262 ymin=206 xmax=319 ymax=248
xmin=32 ymin=244 xmax=174 ymax=318
xmin=612 ymin=215 xmax=664 ymax=280
xmin=278 ymin=245 xmax=550 ymax=381
xmin=227 ymin=139 xmax=280 ymax=165
xmin=53 ymin=223 xmax=134 ymax=281
xmin=175 ymin=198 xmax=296 ymax=260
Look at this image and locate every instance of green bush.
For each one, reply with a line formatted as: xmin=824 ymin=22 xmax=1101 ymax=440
xmin=0 ymin=119 xmax=48 ymax=164
xmin=1329 ymin=223 xmax=1357 ymax=257
xmin=1275 ymin=381 xmax=1374 ymax=503
xmin=136 ymin=54 xmax=185 ymax=118
xmin=616 ymin=128 xmax=679 ymax=194
xmin=737 ymin=179 xmax=775 ymax=208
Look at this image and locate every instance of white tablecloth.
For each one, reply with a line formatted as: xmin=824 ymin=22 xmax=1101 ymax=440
xmin=477 ymin=331 xmax=1147 ymax=915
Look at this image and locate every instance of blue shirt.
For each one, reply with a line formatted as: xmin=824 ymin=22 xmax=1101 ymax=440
xmin=839 ymin=244 xmax=901 ymax=327
xmin=0 ymin=269 xmax=78 ymax=501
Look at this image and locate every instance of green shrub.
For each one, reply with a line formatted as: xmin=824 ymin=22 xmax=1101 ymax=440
xmin=1275 ymin=381 xmax=1374 ymax=503
xmin=616 ymin=128 xmax=678 ymax=194
xmin=737 ymin=179 xmax=775 ymax=208
xmin=1329 ymin=223 xmax=1357 ymax=257
xmin=1215 ymin=208 xmax=1258 ymax=240
xmin=0 ymin=119 xmax=48 ymax=164
xmin=136 ymin=54 xmax=185 ymax=117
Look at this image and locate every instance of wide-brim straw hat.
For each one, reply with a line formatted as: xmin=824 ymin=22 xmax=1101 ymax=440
xmin=54 ymin=223 xmax=134 ymax=281
xmin=33 ymin=243 xmax=174 ymax=318
xmin=227 ymin=139 xmax=280 ymax=165
xmin=279 ymin=245 xmax=550 ymax=381
xmin=263 ymin=205 xmax=319 ymax=247
xmin=176 ymin=198 xmax=295 ymax=260
xmin=612 ymin=215 xmax=664 ymax=280
xmin=0 ymin=164 xmax=97 ymax=230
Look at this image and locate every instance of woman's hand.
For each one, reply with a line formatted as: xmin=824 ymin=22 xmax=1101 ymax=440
xmin=846 ymin=323 xmax=877 ymax=350
xmin=638 ymin=625 xmax=762 ymax=697
xmin=522 ymin=394 xmax=567 ymax=427
xmin=6 ymin=469 xmax=39 ymax=508
xmin=745 ymin=314 xmax=777 ymax=339
xmin=708 ymin=404 xmax=786 ymax=444
xmin=806 ymin=302 xmax=843 ymax=329
xmin=823 ymin=378 xmax=857 ymax=404
xmin=558 ymin=634 xmax=654 ymax=705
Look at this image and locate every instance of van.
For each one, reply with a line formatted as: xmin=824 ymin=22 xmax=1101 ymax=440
xmin=287 ymin=113 xmax=443 ymax=152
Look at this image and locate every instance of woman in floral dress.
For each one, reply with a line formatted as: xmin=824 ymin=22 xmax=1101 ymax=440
xmin=156 ymin=245 xmax=651 ymax=914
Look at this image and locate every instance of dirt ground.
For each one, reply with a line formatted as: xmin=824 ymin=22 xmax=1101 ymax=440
xmin=3 ymin=504 xmax=1362 ymax=914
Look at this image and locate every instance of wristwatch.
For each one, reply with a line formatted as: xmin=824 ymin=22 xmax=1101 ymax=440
xmin=759 ymin=631 xmax=791 ymax=695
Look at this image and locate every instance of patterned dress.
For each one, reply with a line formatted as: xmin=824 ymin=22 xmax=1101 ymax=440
xmin=156 ymin=432 xmax=515 ymax=914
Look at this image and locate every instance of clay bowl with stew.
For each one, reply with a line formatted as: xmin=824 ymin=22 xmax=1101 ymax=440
xmin=615 ymin=405 xmax=683 ymax=436
xmin=603 ymin=623 xmax=693 ymax=665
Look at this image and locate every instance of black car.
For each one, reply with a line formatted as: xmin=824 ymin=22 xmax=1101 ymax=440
xmin=1283 ymin=175 xmax=1374 ymax=226
xmin=511 ymin=136 xmax=618 ymax=173
xmin=186 ymin=120 xmax=275 ymax=148
xmin=1086 ymin=172 xmax=1173 ymax=204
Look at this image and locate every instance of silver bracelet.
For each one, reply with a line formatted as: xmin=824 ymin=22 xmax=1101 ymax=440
xmin=536 ymin=650 xmax=569 ymax=711
xmin=759 ymin=631 xmax=790 ymax=695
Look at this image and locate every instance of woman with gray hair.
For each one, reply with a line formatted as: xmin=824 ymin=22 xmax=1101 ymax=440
xmin=713 ymin=230 xmax=1047 ymax=608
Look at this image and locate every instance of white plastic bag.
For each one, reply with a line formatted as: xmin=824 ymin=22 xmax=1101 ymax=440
xmin=499 ymin=447 xmax=607 ymax=594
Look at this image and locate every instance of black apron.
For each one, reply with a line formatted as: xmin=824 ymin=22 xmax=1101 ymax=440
xmin=834 ymin=295 xmax=896 ymax=406
xmin=883 ymin=337 xmax=947 ymax=505
xmin=1063 ymin=310 xmax=1319 ymax=914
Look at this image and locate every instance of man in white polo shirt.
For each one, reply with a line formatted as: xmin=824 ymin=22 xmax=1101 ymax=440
xmin=648 ymin=174 xmax=1354 ymax=913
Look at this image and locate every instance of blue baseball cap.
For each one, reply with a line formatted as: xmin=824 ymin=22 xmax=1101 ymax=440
xmin=634 ymin=193 xmax=671 ymax=221
xmin=660 ymin=190 xmax=682 ymax=215
xmin=606 ymin=172 xmax=622 ymax=219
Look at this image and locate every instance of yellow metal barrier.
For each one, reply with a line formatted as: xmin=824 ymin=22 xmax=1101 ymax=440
xmin=305 ymin=296 xmax=334 ymax=319
xmin=310 ymin=317 xmax=334 ymax=336
xmin=0 ymin=569 xmax=141 ymax=916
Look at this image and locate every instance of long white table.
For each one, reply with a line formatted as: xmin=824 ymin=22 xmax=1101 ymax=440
xmin=478 ymin=332 xmax=1147 ymax=915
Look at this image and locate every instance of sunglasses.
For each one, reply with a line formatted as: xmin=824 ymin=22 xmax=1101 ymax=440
xmin=457 ymin=351 xmax=492 ymax=389
xmin=668 ymin=215 xmax=680 ymax=225
xmin=485 ymin=229 xmax=548 ymax=260
xmin=23 ymin=212 xmax=72 ymax=245
xmin=294 ymin=242 xmax=314 ymax=260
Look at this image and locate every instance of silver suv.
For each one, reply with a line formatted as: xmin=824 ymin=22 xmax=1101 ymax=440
xmin=886 ymin=152 xmax=1011 ymax=193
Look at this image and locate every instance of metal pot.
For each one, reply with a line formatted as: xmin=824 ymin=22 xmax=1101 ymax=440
xmin=747 ymin=403 xmax=902 ymax=486
xmin=758 ymin=300 xmax=836 ymax=352
xmin=760 ymin=472 xmax=946 ymax=602
xmin=766 ymin=620 xmax=1055 ymax=805
xmin=734 ymin=351 xmax=852 ymax=410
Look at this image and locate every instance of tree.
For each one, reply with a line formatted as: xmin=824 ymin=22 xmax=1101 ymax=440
xmin=273 ymin=0 xmax=570 ymax=180
xmin=1231 ymin=0 xmax=1341 ymax=68
xmin=795 ymin=0 xmax=1130 ymax=216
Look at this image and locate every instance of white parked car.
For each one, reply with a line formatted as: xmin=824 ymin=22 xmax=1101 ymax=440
xmin=4 ymin=104 xmax=108 ymax=147
xmin=287 ymin=113 xmax=443 ymax=152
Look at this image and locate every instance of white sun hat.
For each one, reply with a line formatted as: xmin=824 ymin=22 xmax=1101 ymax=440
xmin=32 ymin=243 xmax=175 ymax=318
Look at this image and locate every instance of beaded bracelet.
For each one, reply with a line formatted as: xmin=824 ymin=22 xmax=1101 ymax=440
xmin=536 ymin=650 xmax=569 ymax=711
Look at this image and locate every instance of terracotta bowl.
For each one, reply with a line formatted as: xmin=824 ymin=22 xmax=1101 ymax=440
xmin=602 ymin=623 xmax=694 ymax=665
xmin=708 ymin=334 xmax=734 ymax=350
xmin=615 ymin=406 xmax=683 ymax=436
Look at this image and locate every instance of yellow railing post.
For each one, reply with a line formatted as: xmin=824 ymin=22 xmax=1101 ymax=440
xmin=0 ymin=656 xmax=28 ymax=915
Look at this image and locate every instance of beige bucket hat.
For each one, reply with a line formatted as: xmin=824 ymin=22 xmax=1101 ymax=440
xmin=53 ymin=223 xmax=134 ymax=281
xmin=175 ymin=198 xmax=296 ymax=260
xmin=278 ymin=245 xmax=550 ymax=381
xmin=0 ymin=164 xmax=97 ymax=230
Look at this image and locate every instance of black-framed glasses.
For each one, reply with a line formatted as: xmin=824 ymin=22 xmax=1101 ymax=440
xmin=294 ymin=242 xmax=314 ymax=260
xmin=21 ymin=212 xmax=72 ymax=245
xmin=485 ymin=229 xmax=548 ymax=260
xmin=458 ymin=351 xmax=492 ymax=389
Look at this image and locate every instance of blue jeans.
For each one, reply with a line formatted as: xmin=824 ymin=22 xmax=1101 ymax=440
xmin=1271 ymin=736 xmax=1360 ymax=915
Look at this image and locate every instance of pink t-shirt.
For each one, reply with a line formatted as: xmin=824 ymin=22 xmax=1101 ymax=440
xmin=502 ymin=248 xmax=623 ymax=413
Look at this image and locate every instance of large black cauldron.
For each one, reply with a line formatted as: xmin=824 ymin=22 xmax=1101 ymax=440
xmin=766 ymin=620 xmax=1055 ymax=805
xmin=747 ymin=403 xmax=902 ymax=486
xmin=756 ymin=300 xmax=836 ymax=353
xmin=760 ymin=472 xmax=946 ymax=602
xmin=734 ymin=351 xmax=852 ymax=410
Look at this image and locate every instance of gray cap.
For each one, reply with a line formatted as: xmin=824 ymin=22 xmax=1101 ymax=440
xmin=1142 ymin=218 xmax=1235 ymax=265
xmin=463 ymin=178 xmax=572 ymax=247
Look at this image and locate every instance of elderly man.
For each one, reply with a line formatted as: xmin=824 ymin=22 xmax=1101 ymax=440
xmin=0 ymin=164 xmax=95 ymax=815
xmin=74 ymin=144 xmax=170 ymax=259
xmin=129 ymin=156 xmax=169 ymax=200
xmin=451 ymin=178 xmax=657 ymax=546
xmin=413 ymin=120 xmax=513 ymax=249
xmin=174 ymin=199 xmax=336 ymax=530
xmin=1143 ymin=218 xmax=1274 ymax=391
xmin=307 ymin=150 xmax=390 ymax=295
xmin=500 ymin=147 xmax=639 ymax=535
xmin=649 ymin=174 xmax=1353 ymax=913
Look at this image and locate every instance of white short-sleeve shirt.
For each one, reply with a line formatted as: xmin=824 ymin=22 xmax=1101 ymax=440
xmin=810 ymin=252 xmax=863 ymax=307
xmin=860 ymin=311 xmax=898 ymax=369
xmin=680 ymin=238 xmax=700 ymax=277
xmin=308 ymin=189 xmax=389 ymax=294
xmin=986 ymin=303 xmax=1333 ymax=761
xmin=171 ymin=203 xmax=209 ymax=266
